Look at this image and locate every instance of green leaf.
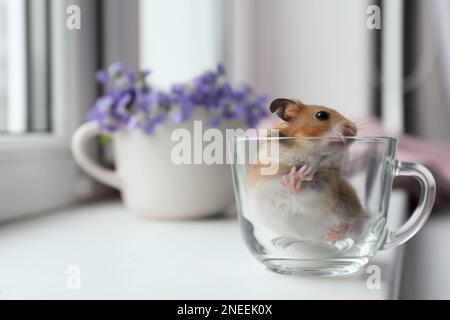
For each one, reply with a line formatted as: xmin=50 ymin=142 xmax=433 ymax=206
xmin=99 ymin=133 xmax=112 ymax=145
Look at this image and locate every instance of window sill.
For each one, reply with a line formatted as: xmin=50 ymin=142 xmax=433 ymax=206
xmin=0 ymin=133 xmax=70 ymax=162
xmin=0 ymin=192 xmax=407 ymax=299
xmin=0 ymin=133 xmax=100 ymax=221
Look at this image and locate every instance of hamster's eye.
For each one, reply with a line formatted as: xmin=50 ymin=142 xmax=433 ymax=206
xmin=315 ymin=111 xmax=330 ymax=121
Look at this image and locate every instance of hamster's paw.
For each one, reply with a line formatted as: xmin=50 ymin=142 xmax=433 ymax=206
xmin=324 ymin=223 xmax=350 ymax=244
xmin=280 ymin=165 xmax=314 ymax=195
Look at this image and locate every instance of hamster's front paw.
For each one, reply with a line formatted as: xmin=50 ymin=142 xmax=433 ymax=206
xmin=280 ymin=165 xmax=314 ymax=195
xmin=324 ymin=223 xmax=349 ymax=244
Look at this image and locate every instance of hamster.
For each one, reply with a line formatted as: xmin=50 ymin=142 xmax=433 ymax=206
xmin=246 ymin=98 xmax=367 ymax=249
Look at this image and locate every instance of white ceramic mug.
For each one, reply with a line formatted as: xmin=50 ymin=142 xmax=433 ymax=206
xmin=71 ymin=113 xmax=236 ymax=219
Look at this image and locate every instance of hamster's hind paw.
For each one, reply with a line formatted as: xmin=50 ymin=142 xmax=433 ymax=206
xmin=324 ymin=223 xmax=350 ymax=244
xmin=280 ymin=165 xmax=314 ymax=195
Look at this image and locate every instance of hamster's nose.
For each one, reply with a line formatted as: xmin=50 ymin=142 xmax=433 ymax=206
xmin=342 ymin=123 xmax=357 ymax=137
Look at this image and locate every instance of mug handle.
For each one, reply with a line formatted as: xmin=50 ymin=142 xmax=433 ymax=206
xmin=71 ymin=122 xmax=122 ymax=190
xmin=382 ymin=160 xmax=436 ymax=250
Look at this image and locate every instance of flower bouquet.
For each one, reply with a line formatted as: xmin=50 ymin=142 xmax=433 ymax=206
xmin=88 ymin=62 xmax=268 ymax=136
xmin=71 ymin=62 xmax=269 ymax=219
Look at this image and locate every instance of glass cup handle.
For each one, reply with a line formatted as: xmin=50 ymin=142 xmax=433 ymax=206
xmin=382 ymin=160 xmax=436 ymax=250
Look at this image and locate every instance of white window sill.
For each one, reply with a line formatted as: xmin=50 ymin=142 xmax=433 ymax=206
xmin=0 ymin=192 xmax=407 ymax=299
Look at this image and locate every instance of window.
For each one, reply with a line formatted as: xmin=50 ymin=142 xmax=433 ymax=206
xmin=0 ymin=0 xmax=51 ymax=134
xmin=0 ymin=1 xmax=6 ymax=130
xmin=0 ymin=0 xmax=101 ymax=221
xmin=0 ymin=0 xmax=28 ymax=133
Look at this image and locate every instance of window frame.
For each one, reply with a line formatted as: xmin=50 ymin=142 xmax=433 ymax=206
xmin=3 ymin=0 xmax=28 ymax=132
xmin=0 ymin=0 xmax=101 ymax=222
xmin=381 ymin=0 xmax=405 ymax=132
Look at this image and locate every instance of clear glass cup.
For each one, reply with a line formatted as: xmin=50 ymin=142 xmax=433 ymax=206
xmin=229 ymin=135 xmax=436 ymax=277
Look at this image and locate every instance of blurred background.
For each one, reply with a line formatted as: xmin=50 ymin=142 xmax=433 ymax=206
xmin=0 ymin=0 xmax=449 ymax=299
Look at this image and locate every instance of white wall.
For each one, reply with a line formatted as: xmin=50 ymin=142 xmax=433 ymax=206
xmin=229 ymin=0 xmax=374 ymax=119
xmin=102 ymin=0 xmax=140 ymax=67
xmin=139 ymin=0 xmax=223 ymax=88
xmin=410 ymin=0 xmax=450 ymax=141
xmin=139 ymin=0 xmax=374 ymax=117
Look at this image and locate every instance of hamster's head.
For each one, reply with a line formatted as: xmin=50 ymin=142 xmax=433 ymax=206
xmin=270 ymin=98 xmax=357 ymax=144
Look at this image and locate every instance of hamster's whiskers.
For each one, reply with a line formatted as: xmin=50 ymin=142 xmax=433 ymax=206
xmin=338 ymin=132 xmax=346 ymax=145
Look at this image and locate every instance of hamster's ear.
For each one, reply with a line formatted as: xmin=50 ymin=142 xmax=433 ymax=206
xmin=270 ymin=98 xmax=300 ymax=121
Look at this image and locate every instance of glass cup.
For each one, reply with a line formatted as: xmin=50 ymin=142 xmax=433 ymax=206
xmin=229 ymin=135 xmax=436 ymax=277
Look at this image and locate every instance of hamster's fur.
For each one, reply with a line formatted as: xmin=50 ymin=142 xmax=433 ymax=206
xmin=246 ymin=99 xmax=367 ymax=246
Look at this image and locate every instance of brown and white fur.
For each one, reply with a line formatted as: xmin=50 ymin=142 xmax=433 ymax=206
xmin=246 ymin=98 xmax=367 ymax=248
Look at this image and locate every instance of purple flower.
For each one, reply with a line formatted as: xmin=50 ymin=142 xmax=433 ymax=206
xmin=139 ymin=69 xmax=151 ymax=79
xmin=143 ymin=112 xmax=165 ymax=134
xmin=154 ymin=91 xmax=172 ymax=107
xmin=95 ymin=95 xmax=115 ymax=112
xmin=107 ymin=62 xmax=124 ymax=77
xmin=88 ymin=62 xmax=269 ymax=134
xmin=194 ymin=71 xmax=217 ymax=86
xmin=233 ymin=84 xmax=252 ymax=102
xmin=127 ymin=111 xmax=147 ymax=130
xmin=135 ymin=91 xmax=152 ymax=111
xmin=95 ymin=70 xmax=109 ymax=85
xmin=243 ymin=95 xmax=270 ymax=127
xmin=116 ymin=92 xmax=133 ymax=119
xmin=218 ymin=99 xmax=234 ymax=119
xmin=217 ymin=63 xmax=226 ymax=76
xmin=171 ymin=84 xmax=185 ymax=96
xmin=169 ymin=101 xmax=193 ymax=123
xmin=207 ymin=117 xmax=221 ymax=127
xmin=114 ymin=76 xmax=132 ymax=91
xmin=126 ymin=70 xmax=138 ymax=83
